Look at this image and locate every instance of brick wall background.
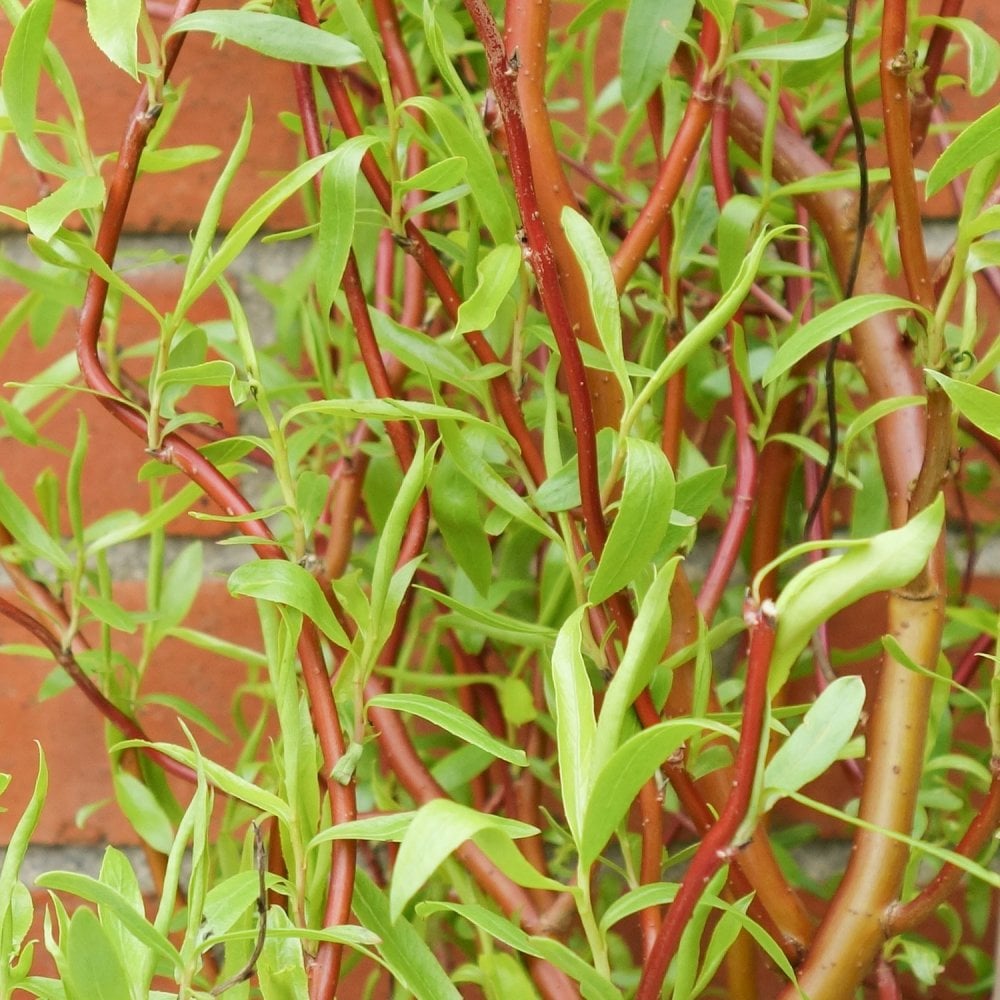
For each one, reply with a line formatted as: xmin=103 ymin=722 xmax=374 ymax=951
xmin=2 ymin=2 xmax=999 ymax=995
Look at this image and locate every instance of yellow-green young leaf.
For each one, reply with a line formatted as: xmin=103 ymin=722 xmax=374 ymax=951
xmin=317 ymin=135 xmax=380 ymax=316
xmin=64 ymin=907 xmax=132 ymax=1000
xmin=581 ymin=720 xmax=733 ymax=868
xmin=0 ymin=473 xmax=73 ymax=572
xmin=112 ymin=771 xmax=174 ymax=854
xmin=717 ymin=194 xmax=760 ymax=291
xmin=550 ymin=608 xmax=596 ymax=842
xmin=915 ymin=16 xmax=1000 ymax=97
xmin=166 ymin=11 xmax=362 ymax=67
xmin=592 ymin=560 xmax=679 ymax=771
xmin=405 ymin=96 xmax=515 ymax=242
xmin=85 ymin=0 xmax=140 ymax=77
xmin=35 ymin=871 xmax=181 ymax=967
xmin=771 ymin=495 xmax=944 ymax=691
xmin=353 ymin=871 xmax=460 ymax=1000
xmin=562 ymin=207 xmax=630 ymax=403
xmin=454 ymin=244 xmax=522 ymax=337
xmin=927 ymin=103 xmax=1000 ymax=196
xmin=927 ymin=370 xmax=1000 ymax=437
xmin=389 ymin=800 xmax=538 ymax=919
xmin=367 ymin=693 xmax=527 ymax=766
xmin=620 ymin=0 xmax=695 ymax=109
xmin=309 ymin=812 xmax=416 ymax=848
xmin=763 ymin=295 xmax=918 ymax=387
xmin=762 ymin=675 xmax=866 ymax=811
xmin=256 ymin=907 xmax=309 ymax=999
xmin=25 ymin=176 xmax=105 ymax=242
xmin=2 ymin=0 xmax=64 ymax=175
xmin=228 ymin=560 xmax=350 ymax=648
xmin=589 ymin=438 xmax=674 ymax=604
xmin=430 ymin=452 xmax=492 ymax=596
xmin=730 ymin=27 xmax=846 ymax=62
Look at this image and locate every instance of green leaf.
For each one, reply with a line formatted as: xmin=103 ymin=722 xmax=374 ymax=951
xmin=731 ymin=27 xmax=847 ymax=62
xmin=157 ymin=542 xmax=203 ymax=632
xmin=389 ymin=800 xmax=537 ymax=919
xmin=717 ymin=194 xmax=760 ymax=291
xmin=0 ymin=747 xmax=46 ymax=960
xmin=916 ymin=16 xmax=1000 ymax=97
xmin=64 ymin=907 xmax=132 ymax=1000
xmin=112 ymin=772 xmax=175 ymax=854
xmin=550 ymin=608 xmax=596 ymax=842
xmin=138 ymin=144 xmax=220 ymax=173
xmin=179 ymin=145 xmax=343 ymax=312
xmin=589 ymin=438 xmax=674 ymax=603
xmin=592 ymin=560 xmax=678 ymax=771
xmin=562 ymin=207 xmax=630 ymax=402
xmin=927 ymin=370 xmax=1000 ymax=437
xmin=405 ymin=96 xmax=515 ymax=242
xmin=352 ymin=870 xmax=460 ymax=1000
xmin=771 ymin=495 xmax=945 ymax=691
xmin=35 ymin=871 xmax=181 ymax=968
xmin=454 ymin=244 xmax=522 ymax=337
xmin=580 ymin=718 xmax=736 ymax=867
xmin=228 ymin=560 xmax=350 ymax=648
xmin=762 ymin=676 xmax=866 ymax=811
xmin=0 ymin=473 xmax=73 ymax=572
xmin=112 ymin=740 xmax=292 ymax=824
xmin=166 ymin=11 xmax=363 ymax=67
xmin=84 ymin=0 xmax=140 ymax=77
xmin=309 ymin=812 xmax=416 ymax=848
xmin=25 ymin=176 xmax=105 ymax=242
xmin=430 ymin=452 xmax=492 ymax=596
xmin=2 ymin=0 xmax=63 ymax=175
xmin=256 ymin=906 xmax=309 ymax=1000
xmin=317 ymin=135 xmax=380 ymax=316
xmin=438 ymin=423 xmax=557 ymax=542
xmin=620 ymin=0 xmax=695 ymax=110
xmin=763 ymin=295 xmax=918 ymax=386
xmin=927 ymin=103 xmax=1000 ymax=197
xmin=419 ymin=901 xmax=622 ymax=1000
xmin=367 ymin=693 xmax=527 ymax=766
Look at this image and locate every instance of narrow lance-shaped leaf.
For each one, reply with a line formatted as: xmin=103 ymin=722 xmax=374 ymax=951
xmin=366 ymin=693 xmax=527 ymax=766
xmin=580 ymin=719 xmax=736 ymax=868
xmin=389 ymin=800 xmax=538 ymax=920
xmin=592 ymin=560 xmax=678 ymax=772
xmin=620 ymin=0 xmax=695 ymax=110
xmin=763 ymin=294 xmax=920 ymax=386
xmin=165 ymin=11 xmax=363 ymax=67
xmin=589 ymin=438 xmax=674 ymax=604
xmin=562 ymin=207 xmax=631 ymax=404
xmin=762 ymin=675 xmax=866 ymax=811
xmin=550 ymin=607 xmax=596 ymax=842
xmin=927 ymin=370 xmax=1000 ymax=437
xmin=926 ymin=102 xmax=1000 ymax=196
xmin=770 ymin=495 xmax=945 ymax=691
xmin=228 ymin=559 xmax=350 ymax=648
xmin=454 ymin=244 xmax=522 ymax=337
xmin=317 ymin=135 xmax=380 ymax=317
xmin=353 ymin=871 xmax=461 ymax=999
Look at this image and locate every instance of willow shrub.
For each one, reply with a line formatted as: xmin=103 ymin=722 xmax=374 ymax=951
xmin=0 ymin=0 xmax=998 ymax=998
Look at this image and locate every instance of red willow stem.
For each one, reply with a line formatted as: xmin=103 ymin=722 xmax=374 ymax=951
xmin=611 ymin=15 xmax=720 ymax=292
xmin=636 ymin=600 xmax=778 ymax=1000
xmin=504 ymin=0 xmax=625 ymax=431
xmin=875 ymin=959 xmax=903 ymax=1000
xmin=885 ymin=765 xmax=1000 ymax=935
xmin=953 ymin=633 xmax=994 ymax=689
xmin=909 ymin=0 xmax=963 ymax=155
xmin=880 ymin=0 xmax=935 ymax=314
xmin=294 ymin=0 xmax=547 ymax=489
xmin=696 ymin=84 xmax=758 ymax=624
xmin=462 ymin=0 xmax=607 ymax=565
xmin=0 ymin=596 xmax=198 ymax=785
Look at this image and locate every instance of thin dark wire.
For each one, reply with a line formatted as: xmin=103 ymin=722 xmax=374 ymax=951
xmin=805 ymin=0 xmax=869 ymax=536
